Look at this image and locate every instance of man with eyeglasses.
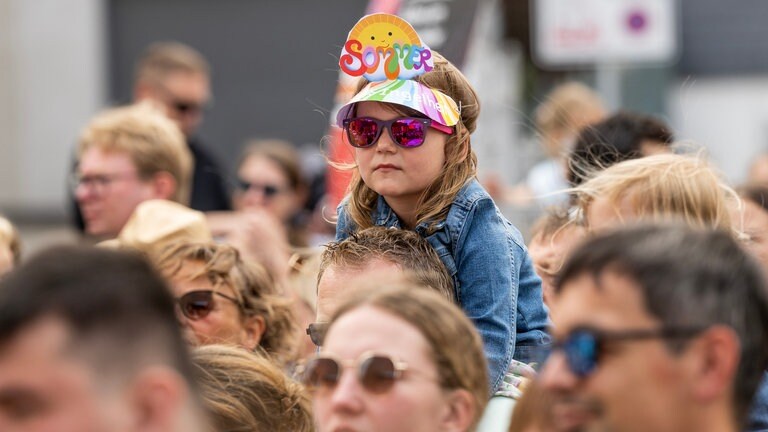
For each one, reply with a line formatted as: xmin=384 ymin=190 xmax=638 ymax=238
xmin=74 ymin=103 xmax=192 ymax=239
xmin=540 ymin=224 xmax=768 ymax=432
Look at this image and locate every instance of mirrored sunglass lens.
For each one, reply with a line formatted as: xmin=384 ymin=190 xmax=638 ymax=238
xmin=360 ymin=356 xmax=397 ymax=393
xmin=348 ymin=118 xmax=379 ymax=147
xmin=391 ymin=119 xmax=427 ymax=147
xmin=306 ymin=358 xmax=340 ymax=388
xmin=564 ymin=331 xmax=599 ymax=376
xmin=180 ymin=292 xmax=214 ymax=320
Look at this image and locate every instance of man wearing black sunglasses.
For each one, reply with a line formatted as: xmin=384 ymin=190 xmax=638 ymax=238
xmin=133 ymin=41 xmax=231 ymax=213
xmin=539 ymin=224 xmax=768 ymax=432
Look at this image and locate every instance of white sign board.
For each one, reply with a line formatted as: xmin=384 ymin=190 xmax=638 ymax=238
xmin=533 ymin=0 xmax=677 ymax=67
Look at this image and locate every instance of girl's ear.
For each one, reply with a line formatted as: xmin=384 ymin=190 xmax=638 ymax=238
xmin=438 ymin=389 xmax=475 ymax=432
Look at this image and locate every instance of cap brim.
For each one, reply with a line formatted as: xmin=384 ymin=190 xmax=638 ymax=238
xmin=336 ymin=80 xmax=459 ymax=128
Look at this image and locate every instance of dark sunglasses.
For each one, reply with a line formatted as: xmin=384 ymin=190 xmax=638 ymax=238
xmin=546 ymin=326 xmax=705 ymax=377
xmin=236 ymin=180 xmax=284 ymax=198
xmin=306 ymin=322 xmax=328 ymax=347
xmin=172 ymin=101 xmax=206 ymax=114
xmin=342 ymin=116 xmax=453 ymax=148
xmin=301 ymin=352 xmax=408 ymax=394
xmin=176 ymin=290 xmax=241 ymax=320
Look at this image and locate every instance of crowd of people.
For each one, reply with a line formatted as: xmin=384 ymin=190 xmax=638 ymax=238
xmin=1 ymin=12 xmax=768 ymax=432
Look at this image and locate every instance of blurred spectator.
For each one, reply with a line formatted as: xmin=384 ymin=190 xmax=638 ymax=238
xmin=74 ymin=103 xmax=192 ymax=239
xmin=192 ymin=344 xmax=313 ymax=432
xmin=304 ymin=286 xmax=488 ymax=432
xmin=734 ymin=184 xmax=768 ymax=270
xmin=500 ymin=82 xmax=605 ymax=207
xmin=507 ymin=379 xmax=607 ymax=432
xmin=0 ymin=245 xmax=208 ymax=431
xmin=540 ymin=224 xmax=768 ymax=432
xmin=568 ymin=111 xmax=674 ymax=187
xmin=133 ymin=41 xmax=231 ymax=212
xmin=0 ymin=215 xmax=20 ymax=276
xmin=155 ymin=242 xmax=297 ymax=365
xmin=733 ymin=184 xmax=768 ymax=430
xmin=748 ymin=154 xmax=768 ymax=187
xmin=232 ymin=139 xmax=309 ymax=246
xmin=573 ymin=154 xmax=733 ymax=233
xmin=527 ymin=210 xmax=585 ymax=308
xmin=285 ymin=248 xmax=323 ymax=361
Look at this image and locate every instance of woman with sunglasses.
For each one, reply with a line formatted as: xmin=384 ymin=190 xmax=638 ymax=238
xmin=232 ymin=139 xmax=310 ymax=247
xmin=334 ymin=14 xmax=550 ymax=393
xmin=304 ymin=285 xmax=488 ymax=432
xmin=155 ymin=241 xmax=298 ymax=365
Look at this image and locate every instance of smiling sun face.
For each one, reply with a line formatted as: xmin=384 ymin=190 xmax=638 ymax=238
xmin=349 ymin=13 xmax=421 ymax=48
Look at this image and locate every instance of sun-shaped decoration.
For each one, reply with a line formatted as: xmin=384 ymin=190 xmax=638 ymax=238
xmin=348 ymin=13 xmax=421 ymax=48
xmin=340 ymin=13 xmax=434 ymax=81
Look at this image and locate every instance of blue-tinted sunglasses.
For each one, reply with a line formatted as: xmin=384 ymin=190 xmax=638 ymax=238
xmin=546 ymin=326 xmax=705 ymax=377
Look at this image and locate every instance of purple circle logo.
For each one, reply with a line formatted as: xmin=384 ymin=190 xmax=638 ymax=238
xmin=627 ymin=10 xmax=647 ymax=33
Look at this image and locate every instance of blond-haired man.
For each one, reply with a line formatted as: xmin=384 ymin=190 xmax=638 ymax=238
xmin=74 ymin=103 xmax=192 ymax=239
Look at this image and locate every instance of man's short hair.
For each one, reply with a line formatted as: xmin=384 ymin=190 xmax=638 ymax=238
xmin=556 ymin=223 xmax=768 ymax=421
xmin=135 ymin=41 xmax=210 ymax=87
xmin=319 ymin=227 xmax=455 ymax=303
xmin=0 ymin=245 xmax=195 ymax=383
xmin=78 ymin=103 xmax=193 ymax=204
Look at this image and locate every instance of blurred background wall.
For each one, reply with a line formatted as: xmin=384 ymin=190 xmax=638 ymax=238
xmin=3 ymin=0 xmax=768 ymax=248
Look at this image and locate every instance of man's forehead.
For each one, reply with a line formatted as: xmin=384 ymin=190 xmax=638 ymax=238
xmin=0 ymin=316 xmax=70 ymax=359
xmin=79 ymin=148 xmax=134 ymax=170
xmin=550 ymin=271 xmax=658 ymax=336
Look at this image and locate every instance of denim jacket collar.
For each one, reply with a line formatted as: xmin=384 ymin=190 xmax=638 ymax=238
xmin=373 ymin=195 xmax=447 ymax=236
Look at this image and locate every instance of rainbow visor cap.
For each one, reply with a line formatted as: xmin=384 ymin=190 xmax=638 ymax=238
xmin=335 ymin=13 xmax=460 ymax=129
xmin=335 ymin=80 xmax=460 ymax=129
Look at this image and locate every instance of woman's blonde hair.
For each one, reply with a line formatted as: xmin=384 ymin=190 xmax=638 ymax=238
xmin=155 ymin=242 xmax=298 ymax=364
xmin=192 ymin=345 xmax=313 ymax=432
xmin=575 ymin=153 xmax=735 ymax=231
xmin=326 ymin=285 xmax=488 ymax=430
xmin=344 ymin=52 xmax=480 ymax=232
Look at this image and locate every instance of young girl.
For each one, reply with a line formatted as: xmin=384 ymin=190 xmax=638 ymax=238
xmin=333 ymin=13 xmax=550 ymax=392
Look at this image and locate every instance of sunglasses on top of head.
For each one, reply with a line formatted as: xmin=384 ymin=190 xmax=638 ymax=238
xmin=176 ymin=290 xmax=242 ymax=320
xmin=342 ymin=116 xmax=453 ymax=149
xmin=545 ymin=326 xmax=706 ymax=377
xmin=300 ymin=352 xmax=410 ymax=394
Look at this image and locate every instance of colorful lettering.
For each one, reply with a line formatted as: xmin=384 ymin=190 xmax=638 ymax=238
xmin=339 ymin=39 xmax=365 ymax=76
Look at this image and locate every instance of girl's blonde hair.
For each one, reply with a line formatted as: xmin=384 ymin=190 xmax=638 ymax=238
xmin=575 ymin=153 xmax=735 ymax=231
xmin=344 ymin=52 xmax=480 ymax=232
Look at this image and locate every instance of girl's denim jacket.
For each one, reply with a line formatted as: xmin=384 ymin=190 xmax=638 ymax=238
xmin=336 ymin=179 xmax=551 ymax=391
